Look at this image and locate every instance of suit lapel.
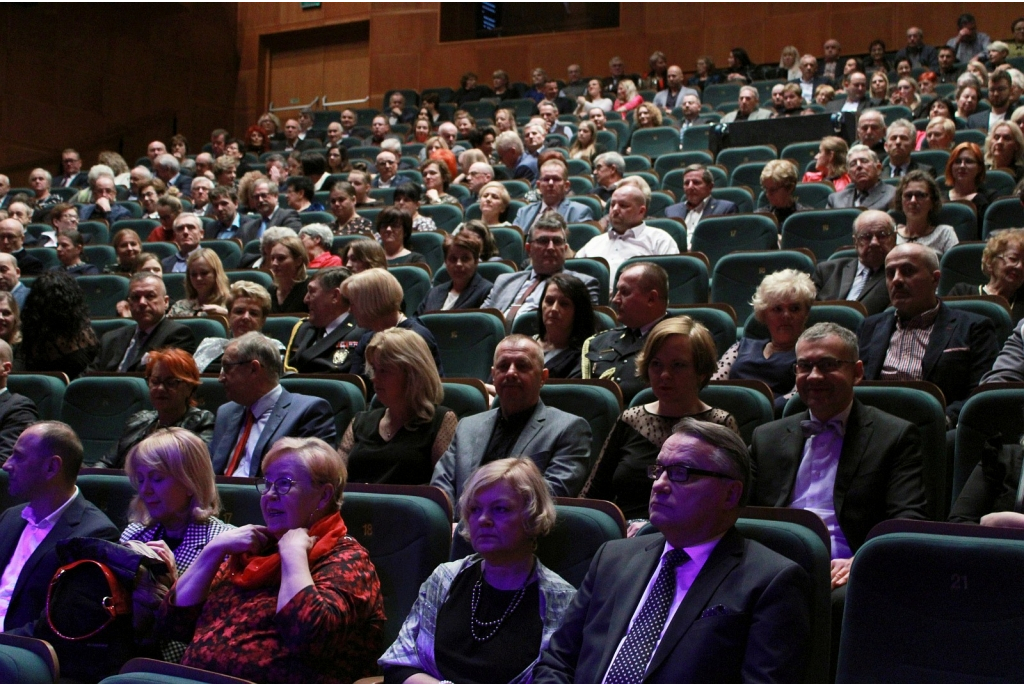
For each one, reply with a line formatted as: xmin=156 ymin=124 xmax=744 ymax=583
xmin=595 ymin=537 xmax=666 ymax=677
xmin=646 ymin=530 xmax=744 ymax=676
xmin=249 ymin=391 xmax=292 ymax=476
xmin=921 ymin=304 xmax=954 ymax=381
xmin=511 ymin=402 xmax=546 ymax=456
xmin=839 ymin=260 xmax=858 ymax=298
xmin=777 ymin=416 xmax=808 ymax=505
xmin=304 ymin=321 xmax=352 ymax=361
xmin=865 ymin=314 xmax=898 ymax=378
xmin=0 ymin=508 xmax=28 ymax=572
xmin=12 ymin=496 xmax=83 ymax=601
xmin=834 ymin=400 xmax=871 ymax=519
xmin=858 ymin=270 xmax=885 ymax=303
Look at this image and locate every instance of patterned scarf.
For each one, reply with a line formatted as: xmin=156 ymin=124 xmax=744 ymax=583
xmin=227 ymin=512 xmax=347 ymax=589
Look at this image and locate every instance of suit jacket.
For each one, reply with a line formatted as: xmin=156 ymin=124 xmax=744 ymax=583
xmin=55 ymin=172 xmax=89 ymax=190
xmin=880 ymin=159 xmax=935 ymax=179
xmin=415 ymin=272 xmax=493 ymax=315
xmin=826 ymin=182 xmax=896 ymax=210
xmin=534 ymin=528 xmax=811 ymax=684
xmin=514 ymin=199 xmax=595 ymax=232
xmin=720 ymin=108 xmax=774 ymax=123
xmin=0 ymin=493 xmax=119 ymax=633
xmin=966 ymin=111 xmax=999 ymax=132
xmin=168 ymin=174 xmax=193 ymax=198
xmin=431 ymin=400 xmax=591 ymax=512
xmin=283 ymin=316 xmax=365 ymax=374
xmin=78 ymin=203 xmax=131 ymax=224
xmin=749 ymin=400 xmax=929 ymax=554
xmin=664 ymin=196 xmax=738 ymax=225
xmin=238 ymin=208 xmax=301 ymax=244
xmin=813 ymin=257 xmax=891 ymax=316
xmin=483 ymin=269 xmax=601 ymax=325
xmin=789 ymin=76 xmax=831 ymax=92
xmin=86 ymin=316 xmax=197 ymax=373
xmin=858 ymin=301 xmax=1000 ymax=424
xmin=825 ymin=98 xmax=870 ymax=115
xmin=895 ymin=45 xmax=939 ymax=69
xmin=981 ymin=318 xmax=1024 ymax=384
xmin=208 ymin=388 xmax=337 ymax=476
xmin=11 ymin=250 xmax=44 ymax=277
xmin=653 ymin=87 xmax=700 ymax=110
xmin=0 ymin=391 xmax=37 ymax=464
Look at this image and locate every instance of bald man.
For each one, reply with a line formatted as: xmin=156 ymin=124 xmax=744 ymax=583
xmin=0 ymin=253 xmax=28 ymax=309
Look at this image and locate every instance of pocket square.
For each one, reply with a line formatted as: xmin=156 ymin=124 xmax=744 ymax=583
xmin=943 ymin=347 xmax=970 ymax=353
xmin=700 ymin=604 xmax=727 ymax=619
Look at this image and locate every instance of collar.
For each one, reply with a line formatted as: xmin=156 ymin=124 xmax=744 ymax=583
xmin=24 ymin=487 xmax=79 ymax=527
xmin=324 ymin=312 xmax=350 ymax=336
xmin=895 ymin=301 xmax=941 ymax=329
xmin=687 ymin=195 xmax=710 ymax=212
xmin=609 ymin=222 xmax=646 ymax=241
xmin=497 ymin=402 xmax=538 ymax=425
xmin=249 ymin=383 xmax=284 ymax=417
xmin=807 ymin=400 xmax=854 ymax=434
xmin=138 ymin=316 xmax=164 ymax=337
xmin=664 ymin=531 xmax=725 ymax=567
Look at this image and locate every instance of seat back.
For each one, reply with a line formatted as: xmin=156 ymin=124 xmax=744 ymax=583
xmin=985 ymin=169 xmax=1018 ymax=200
xmin=83 ymin=245 xmax=117 ymax=270
xmin=567 ymin=223 xmax=600 ymax=252
xmin=781 ymin=208 xmax=861 ymax=261
xmin=0 ymin=634 xmax=59 ymax=684
xmin=564 ymin=258 xmax=610 ymax=305
xmin=643 ymin=218 xmax=688 ymax=252
xmin=667 ymin=305 xmax=738 ymax=357
xmin=785 ymin=383 xmax=948 ymax=520
xmin=629 ymin=126 xmax=680 ymax=158
xmin=8 ymin=373 xmax=67 ymax=421
xmin=837 ymin=532 xmax=1024 ymax=683
xmin=743 ymin=302 xmax=866 ymax=339
xmin=490 ymin=226 xmax=526 ymax=265
xmin=76 ymin=472 xmax=136 ymax=530
xmin=262 ymin=315 xmax=302 ymax=348
xmin=341 ymin=490 xmax=452 ymax=646
xmin=938 ymin=201 xmax=979 ymax=243
xmin=983 ymin=197 xmax=1024 ymax=238
xmin=691 ymin=213 xmax=778 ymax=271
xmin=729 ymin=161 xmax=768 ymax=190
xmin=419 ymin=310 xmax=506 ymax=381
xmin=944 ymin=296 xmax=1013 ymax=344
xmin=953 ymin=386 xmax=1024 ymax=507
xmin=653 ymin=151 xmax=714 ymax=177
xmin=24 ymin=248 xmax=59 ymax=271
xmin=703 ymin=83 xmax=741 ymax=109
xmin=680 ymin=124 xmax=712 ymax=152
xmin=711 ymin=250 xmax=816 ymax=324
xmin=418 ymin=204 xmax=463 ymax=233
xmin=631 ymin=380 xmax=774 ymax=445
xmin=62 ymin=377 xmax=151 ymax=465
xmin=161 ymin=272 xmax=186 ymax=302
xmin=715 ymin=145 xmax=777 ymax=174
xmin=780 ymin=142 xmax=823 ymax=169
xmin=199 ymin=240 xmax=241 ymax=269
xmin=451 ymin=499 xmax=624 ymax=588
xmin=440 ymin=379 xmax=489 ymax=419
xmin=540 ymin=380 xmax=622 ymax=469
xmin=111 ymin=219 xmax=160 ymax=241
xmin=78 ymin=274 xmax=131 ymax=319
xmin=90 ymin=317 xmax=135 ymax=341
xmin=735 ymin=517 xmax=832 ymax=683
xmin=172 ymin=316 xmax=229 ymax=343
xmin=938 ymin=241 xmax=986 ymax=295
xmin=615 ymin=255 xmax=709 ymax=305
xmin=279 ymin=376 xmax=365 ymax=439
xmin=710 ymin=186 xmax=755 ymax=213
xmin=388 ymin=265 xmax=432 ymax=316
xmin=111 ymin=656 xmax=252 ymax=684
xmin=408 ymin=231 xmax=446 ymax=274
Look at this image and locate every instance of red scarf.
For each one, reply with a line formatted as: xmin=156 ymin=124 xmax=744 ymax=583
xmin=228 ymin=512 xmax=347 ymax=589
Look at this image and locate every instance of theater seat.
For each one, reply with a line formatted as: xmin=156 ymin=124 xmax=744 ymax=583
xmin=62 ymin=376 xmax=151 ymax=465
xmin=101 ymin=657 xmax=252 ymax=684
xmin=8 ymin=373 xmax=67 ymax=422
xmin=419 ymin=310 xmax=505 ymax=382
xmin=78 ymin=275 xmax=131 ymax=318
xmin=0 ymin=634 xmax=59 ymax=684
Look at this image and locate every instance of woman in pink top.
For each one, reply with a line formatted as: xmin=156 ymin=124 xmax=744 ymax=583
xmin=801 ymin=136 xmax=852 ymax=191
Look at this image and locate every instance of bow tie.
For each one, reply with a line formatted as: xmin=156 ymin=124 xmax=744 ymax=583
xmin=801 ymin=417 xmax=844 ymax=438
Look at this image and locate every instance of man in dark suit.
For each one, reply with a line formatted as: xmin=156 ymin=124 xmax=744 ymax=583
xmin=0 ymin=422 xmax=119 ymax=632
xmin=0 ymin=219 xmax=44 ymax=277
xmin=677 ymin=93 xmax=713 ymax=133
xmin=206 ymin=186 xmax=259 ymax=241
xmin=540 ymin=80 xmax=575 ymax=116
xmin=161 ymin=213 xmax=205 ymax=274
xmin=246 ymin=178 xmax=301 ymax=243
xmin=54 ymin=148 xmax=89 ymax=189
xmin=482 ymin=214 xmax=600 ymax=329
xmin=496 ymin=132 xmax=537 ymax=184
xmin=895 ymin=27 xmax=940 ymax=69
xmin=78 ymin=173 xmax=131 ymax=225
xmin=535 ymin=418 xmax=811 ymax=684
xmin=826 ymin=145 xmax=897 ymax=210
xmin=855 ymin=109 xmax=888 ymax=158
xmin=592 ymin=152 xmax=625 ymax=203
xmin=791 ymin=53 xmax=831 ymax=101
xmin=813 ymin=210 xmax=895 ymax=316
xmin=966 ymin=71 xmax=1014 ymax=132
xmin=582 ymin=262 xmax=668 ymax=404
xmin=825 ymin=71 xmax=870 ymax=114
xmin=153 ymin=154 xmax=193 ymax=198
xmin=432 ymin=336 xmax=592 ymax=513
xmin=858 ymin=243 xmax=1000 ymax=426
xmin=209 ymin=332 xmax=336 ymax=476
xmin=880 ymin=119 xmax=935 ymax=179
xmin=87 ymin=273 xmax=197 ymax=373
xmin=0 ymin=340 xmax=36 ymax=464
xmin=665 ymin=165 xmax=738 ymax=246
xmin=601 ymin=56 xmax=641 ymax=98
xmin=284 ymin=267 xmax=364 ymax=373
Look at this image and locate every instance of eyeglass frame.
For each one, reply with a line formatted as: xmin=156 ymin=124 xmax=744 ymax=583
xmin=647 ymin=463 xmax=737 ymax=483
xmin=256 ymin=476 xmax=298 ymax=496
xmin=792 ymin=358 xmax=858 ymax=375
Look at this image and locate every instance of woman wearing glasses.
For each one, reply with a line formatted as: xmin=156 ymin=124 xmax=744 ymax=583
xmin=948 ymin=228 xmax=1024 ymax=325
xmin=121 ymin=428 xmax=232 ymax=663
xmin=380 ymin=457 xmax=575 ymax=683
xmin=943 ymin=142 xmax=993 ymax=222
xmin=161 ymin=436 xmax=386 ymax=683
xmin=98 ymin=348 xmax=215 ymax=469
xmin=892 ymin=170 xmax=958 ymax=256
xmin=582 ymin=317 xmax=738 ymax=533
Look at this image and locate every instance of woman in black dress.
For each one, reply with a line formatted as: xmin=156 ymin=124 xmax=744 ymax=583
xmin=535 ymin=273 xmax=595 ymax=379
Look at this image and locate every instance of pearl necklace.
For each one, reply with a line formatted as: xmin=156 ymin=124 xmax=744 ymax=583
xmin=469 ymin=570 xmax=529 ymax=642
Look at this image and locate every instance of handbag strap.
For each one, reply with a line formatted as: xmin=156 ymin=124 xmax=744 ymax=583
xmin=46 ymin=559 xmax=131 ymax=641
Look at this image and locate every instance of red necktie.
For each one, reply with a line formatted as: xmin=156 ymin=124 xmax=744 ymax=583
xmin=225 ymin=410 xmax=255 ymax=477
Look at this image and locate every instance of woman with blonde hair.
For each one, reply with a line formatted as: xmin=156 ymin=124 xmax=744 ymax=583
xmin=949 ymin=228 xmax=1024 ymax=324
xmin=168 ymin=248 xmax=230 ymax=317
xmin=868 ymin=70 xmax=890 ymax=107
xmin=338 ymin=327 xmax=457 ymax=485
xmin=802 ymin=136 xmax=852 ymax=190
xmin=267 ymin=234 xmax=310 ymax=313
xmin=613 ymin=79 xmax=643 ymax=113
xmin=379 ymin=457 xmax=574 ymax=683
xmin=473 ymin=181 xmax=513 ymax=227
xmin=780 ymin=45 xmax=801 ymax=81
xmin=713 ymin=269 xmax=817 ymax=411
xmin=985 ymin=120 xmax=1024 ymax=183
xmin=569 ymin=120 xmax=601 ymax=164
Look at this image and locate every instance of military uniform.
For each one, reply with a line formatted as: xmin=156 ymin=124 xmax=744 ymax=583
xmin=581 ymin=324 xmax=653 ymax=404
xmin=284 ymin=317 xmax=365 ymax=374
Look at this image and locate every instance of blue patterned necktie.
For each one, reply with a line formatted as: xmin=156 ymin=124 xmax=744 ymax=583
xmin=605 ymin=548 xmax=690 ymax=683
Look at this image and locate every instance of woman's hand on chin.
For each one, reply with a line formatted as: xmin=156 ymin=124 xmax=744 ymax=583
xmin=213 ymin=524 xmax=273 ymax=555
xmin=278 ymin=527 xmax=316 ymax=557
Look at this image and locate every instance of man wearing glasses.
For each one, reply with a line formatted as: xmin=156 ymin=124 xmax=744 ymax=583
xmin=858 ymin=243 xmax=999 ymax=427
xmin=826 ymin=145 xmax=896 ymax=210
xmin=513 ymin=158 xmax=594 ymax=230
xmin=813 ymin=210 xmax=896 ymax=315
xmin=749 ymin=322 xmax=928 ymax=674
xmin=536 ymin=418 xmax=812 ymax=683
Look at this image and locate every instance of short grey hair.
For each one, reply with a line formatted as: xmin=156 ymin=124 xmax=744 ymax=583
xmin=751 ymin=269 xmax=817 ymax=322
xmin=299 ymin=223 xmax=334 ymax=248
xmin=260 ymin=226 xmax=298 ymax=252
xmin=671 ymin=418 xmax=751 ymax=506
xmin=594 ymin=151 xmax=625 ymax=176
xmin=739 ymin=85 xmax=759 ymax=101
xmin=231 ymin=331 xmax=283 ymax=381
xmin=87 ymin=165 xmax=115 ymax=186
xmin=848 ymin=144 xmax=879 ymax=164
xmin=797 ymin=322 xmax=859 ymax=359
xmin=495 ymin=131 xmax=524 ymax=155
xmin=886 ymin=118 xmax=915 ymax=139
xmin=191 ymin=176 xmax=214 ymax=191
xmin=154 ymin=154 xmax=180 ymax=173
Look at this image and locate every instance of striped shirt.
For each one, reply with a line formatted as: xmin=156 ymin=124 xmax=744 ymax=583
xmin=880 ymin=302 xmax=940 ymax=380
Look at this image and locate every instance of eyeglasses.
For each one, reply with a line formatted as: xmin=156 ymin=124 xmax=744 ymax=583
xmin=220 ymin=359 xmax=251 ymax=371
xmin=793 ymin=358 xmax=857 ymax=374
xmin=855 ymin=230 xmax=894 ymax=244
xmin=998 ymin=253 xmax=1024 ymax=265
xmin=256 ymin=477 xmax=298 ymax=496
xmin=147 ymin=376 xmax=186 ymax=389
xmin=902 ymin=191 xmax=929 ymax=201
xmin=531 ymin=236 xmax=566 ymax=247
xmin=647 ymin=463 xmax=736 ymax=483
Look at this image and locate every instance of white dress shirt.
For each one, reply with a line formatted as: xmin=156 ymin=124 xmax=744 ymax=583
xmin=575 ymin=223 xmax=680 ymax=290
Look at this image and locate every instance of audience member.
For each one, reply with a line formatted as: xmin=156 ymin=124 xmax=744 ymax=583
xmin=53 ymin=229 xmax=99 ymax=277
xmin=814 ymin=209 xmax=896 ymax=316
xmin=21 ymin=271 xmax=100 ymax=379
xmin=944 ymin=141 xmax=993 ymax=219
xmin=892 ymin=170 xmax=958 ymax=255
xmin=826 ymin=145 xmax=897 ymax=209
xmin=163 ymin=212 xmax=206 ymax=274
xmin=168 ymin=248 xmax=230 ymax=318
xmin=665 ymin=165 xmax=738 ymax=248
xmin=535 ymin=418 xmax=811 ymax=683
xmin=417 ymin=232 xmax=492 ymax=314
xmin=0 ymin=219 xmax=41 ymax=277
xmin=343 ymin=238 xmax=388 ymax=273
xmin=858 ymin=243 xmax=999 ymax=426
xmin=720 ymin=85 xmax=773 ymax=122
xmin=329 ymin=182 xmax=373 ymax=235
xmin=0 ymin=253 xmax=28 ymax=310
xmin=283 ymin=267 xmax=364 ymax=374
xmin=758 ymin=159 xmax=812 ymax=224
xmin=897 ymin=26 xmax=939 ymax=68
xmin=947 ymin=13 xmax=991 ymax=64
xmin=193 ymin=281 xmax=279 ymax=374
xmin=985 ymin=121 xmax=1024 ymax=182
xmin=948 ymin=228 xmax=1024 ymax=324
xmin=0 ymin=339 xmax=35 ymax=463
xmin=298 ymin=223 xmax=342 ymax=269
xmin=267 ymin=234 xmax=310 ymax=313
xmin=375 ymin=206 xmax=425 ymax=266
xmin=882 ymin=119 xmax=934 ymax=178
xmin=533 ymin=273 xmax=595 ymax=379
